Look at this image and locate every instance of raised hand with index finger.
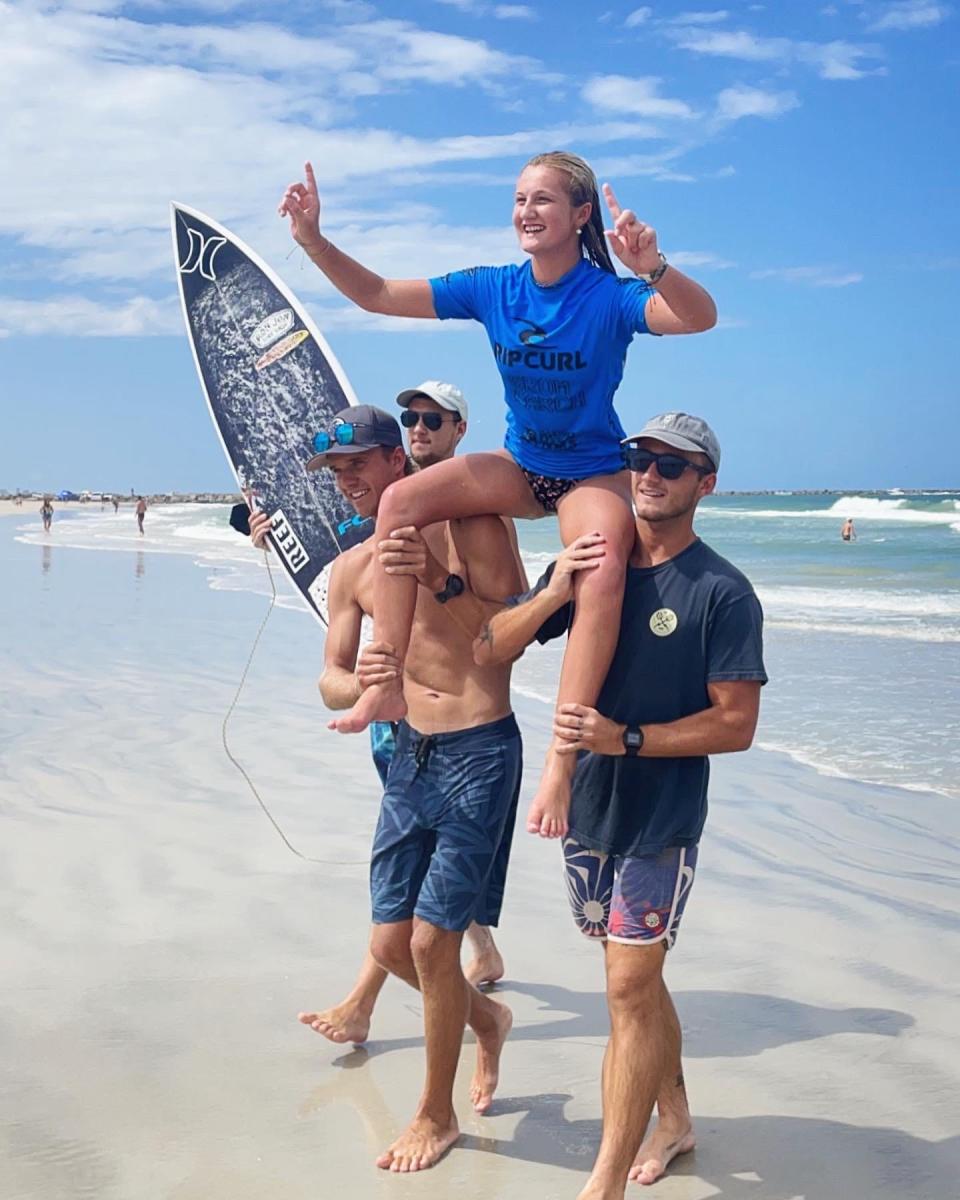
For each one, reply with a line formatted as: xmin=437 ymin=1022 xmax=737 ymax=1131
xmin=277 ymin=161 xmax=324 ymax=251
xmin=602 ymin=182 xmax=661 ymax=278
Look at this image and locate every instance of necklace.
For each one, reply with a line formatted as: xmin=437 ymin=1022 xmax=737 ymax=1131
xmin=531 ymin=257 xmax=581 ymax=289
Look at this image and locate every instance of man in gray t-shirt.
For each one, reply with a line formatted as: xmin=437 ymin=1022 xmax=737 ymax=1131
xmin=477 ymin=412 xmax=766 ymax=1198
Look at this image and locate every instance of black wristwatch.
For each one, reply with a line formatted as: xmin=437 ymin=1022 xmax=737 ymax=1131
xmin=622 ymin=725 xmax=644 ymax=757
xmin=434 ymin=573 xmax=465 ymax=604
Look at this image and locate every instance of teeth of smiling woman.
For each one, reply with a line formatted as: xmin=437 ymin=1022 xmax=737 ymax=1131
xmin=523 ymin=224 xmax=545 ymax=233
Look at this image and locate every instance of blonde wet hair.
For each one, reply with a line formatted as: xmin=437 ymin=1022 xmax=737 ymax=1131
xmin=523 ymin=151 xmax=616 ymax=275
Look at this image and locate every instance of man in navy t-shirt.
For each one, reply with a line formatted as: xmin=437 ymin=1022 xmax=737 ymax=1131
xmin=476 ymin=412 xmax=767 ymax=1199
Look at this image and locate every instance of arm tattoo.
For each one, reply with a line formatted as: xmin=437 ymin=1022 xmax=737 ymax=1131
xmin=478 ymin=622 xmax=494 ymax=648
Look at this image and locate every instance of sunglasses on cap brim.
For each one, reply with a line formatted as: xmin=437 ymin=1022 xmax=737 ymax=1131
xmin=312 ymin=422 xmax=376 ymax=454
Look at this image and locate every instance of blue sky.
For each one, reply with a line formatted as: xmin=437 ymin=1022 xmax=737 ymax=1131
xmin=1 ymin=0 xmax=957 ymax=492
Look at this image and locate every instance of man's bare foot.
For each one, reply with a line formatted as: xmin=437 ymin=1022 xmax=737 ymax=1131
xmin=464 ymin=943 xmax=504 ymax=987
xmin=327 ymin=682 xmax=406 ymax=734
xmin=627 ymin=1123 xmax=696 ymax=1185
xmin=297 ymin=1002 xmax=372 ymax=1045
xmin=469 ymin=1000 xmax=512 ymax=1113
xmin=376 ymin=1114 xmax=460 ymax=1172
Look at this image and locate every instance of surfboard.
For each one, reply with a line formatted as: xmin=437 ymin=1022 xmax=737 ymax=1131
xmin=171 ymin=203 xmax=372 ymax=626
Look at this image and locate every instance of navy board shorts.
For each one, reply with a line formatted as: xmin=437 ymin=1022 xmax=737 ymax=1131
xmin=563 ymin=837 xmax=698 ymax=950
xmin=371 ymin=714 xmax=522 ymax=933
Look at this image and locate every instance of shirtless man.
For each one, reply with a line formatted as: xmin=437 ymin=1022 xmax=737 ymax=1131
xmin=297 ymin=383 xmax=514 ymax=1046
xmin=252 ymin=402 xmax=523 ymax=1172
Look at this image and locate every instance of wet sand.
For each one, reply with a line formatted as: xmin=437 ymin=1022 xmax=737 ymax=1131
xmin=1 ymin=531 xmax=957 ymax=1199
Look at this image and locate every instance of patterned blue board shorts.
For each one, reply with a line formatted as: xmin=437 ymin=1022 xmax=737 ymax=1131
xmin=563 ymin=837 xmax=698 ymax=950
xmin=371 ymin=714 xmax=522 ymax=932
xmin=369 ymin=721 xmax=398 ymax=788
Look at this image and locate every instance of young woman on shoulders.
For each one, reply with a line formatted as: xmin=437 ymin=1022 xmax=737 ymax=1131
xmin=278 ymin=152 xmax=716 ymax=838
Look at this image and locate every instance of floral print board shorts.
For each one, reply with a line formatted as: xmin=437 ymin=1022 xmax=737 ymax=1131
xmin=563 ymin=837 xmax=698 ymax=949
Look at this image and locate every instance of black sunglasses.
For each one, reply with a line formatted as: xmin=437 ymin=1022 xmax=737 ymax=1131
xmin=400 ymin=410 xmax=457 ymax=431
xmin=623 ymin=447 xmax=713 ymax=480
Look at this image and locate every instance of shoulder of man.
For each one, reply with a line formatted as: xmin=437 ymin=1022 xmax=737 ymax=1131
xmin=689 ymin=539 xmax=760 ymax=603
xmin=329 ymin=541 xmax=371 ymax=596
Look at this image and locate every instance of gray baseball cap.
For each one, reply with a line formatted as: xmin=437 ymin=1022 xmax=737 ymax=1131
xmin=621 ymin=412 xmax=720 ymax=472
xmin=306 ymin=404 xmax=403 ymax=471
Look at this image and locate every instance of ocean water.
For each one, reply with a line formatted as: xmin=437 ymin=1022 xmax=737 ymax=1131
xmin=14 ymin=490 xmax=960 ymax=800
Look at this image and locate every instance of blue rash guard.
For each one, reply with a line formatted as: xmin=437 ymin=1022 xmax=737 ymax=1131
xmin=429 ymin=258 xmax=655 ymax=479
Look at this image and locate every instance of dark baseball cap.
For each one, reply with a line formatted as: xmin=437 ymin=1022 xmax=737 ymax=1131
xmin=621 ymin=412 xmax=721 ymax=472
xmin=306 ymin=404 xmax=403 ymax=471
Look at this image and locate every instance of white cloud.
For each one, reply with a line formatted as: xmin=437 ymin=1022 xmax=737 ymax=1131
xmin=673 ymin=28 xmax=787 ymax=60
xmin=669 ymin=250 xmax=737 ymax=269
xmin=584 ymin=75 xmax=698 ymax=118
xmin=715 ymin=85 xmax=800 ymax=121
xmin=751 ymin=266 xmax=864 ymax=287
xmin=493 ymin=4 xmax=538 ymax=18
xmin=670 ymin=25 xmax=885 ymax=78
xmin=867 ymin=2 xmax=950 ymax=31
xmin=0 ymin=296 xmax=180 ymax=337
xmin=625 ymin=7 xmax=653 ymax=27
xmin=667 ymin=10 xmax=730 ymax=23
xmin=801 ymin=39 xmax=885 ymax=78
xmin=592 ymin=152 xmax=699 ymax=183
xmin=355 ymin=19 xmax=551 ymax=86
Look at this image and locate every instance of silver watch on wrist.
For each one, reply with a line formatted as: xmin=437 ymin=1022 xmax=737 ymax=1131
xmin=635 ymin=252 xmax=668 ymax=285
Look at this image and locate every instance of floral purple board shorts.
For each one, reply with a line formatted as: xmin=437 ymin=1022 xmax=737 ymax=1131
xmin=563 ymin=837 xmax=698 ymax=949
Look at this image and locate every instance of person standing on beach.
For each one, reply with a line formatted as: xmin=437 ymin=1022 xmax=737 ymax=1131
xmin=135 ymin=496 xmax=147 ymax=535
xmin=251 ymin=404 xmax=524 ymax=1172
xmin=40 ymin=497 xmax=53 ymax=532
xmin=112 ymin=496 xmax=119 ymax=513
xmin=278 ymin=152 xmax=716 ymax=846
xmin=297 ymin=382 xmax=517 ymax=1046
xmin=477 ymin=413 xmax=767 ymax=1199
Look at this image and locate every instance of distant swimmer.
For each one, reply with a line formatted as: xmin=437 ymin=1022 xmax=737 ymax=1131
xmin=135 ymin=495 xmax=147 ymax=535
xmin=40 ymin=497 xmax=53 ymax=532
xmin=841 ymin=517 xmax=857 ymax=542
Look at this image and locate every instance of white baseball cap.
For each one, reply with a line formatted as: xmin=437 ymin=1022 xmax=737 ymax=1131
xmin=395 ymin=380 xmax=468 ymax=422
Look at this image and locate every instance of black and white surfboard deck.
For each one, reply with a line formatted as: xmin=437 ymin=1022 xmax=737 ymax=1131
xmin=171 ymin=203 xmax=372 ymax=625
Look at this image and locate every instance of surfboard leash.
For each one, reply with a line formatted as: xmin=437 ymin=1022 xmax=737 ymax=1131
xmin=220 ymin=549 xmax=368 ymax=867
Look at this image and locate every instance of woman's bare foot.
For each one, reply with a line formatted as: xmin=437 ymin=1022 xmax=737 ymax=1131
xmin=376 ymin=1114 xmax=460 ymax=1172
xmin=525 ymin=745 xmax=572 ymax=837
xmin=327 ymin=681 xmax=406 ymax=734
xmin=297 ymin=1001 xmax=372 ymax=1045
xmin=469 ymin=1000 xmax=512 ymax=1113
xmin=464 ymin=942 xmax=504 ymax=987
xmin=525 ymin=776 xmax=570 ymax=838
xmin=627 ymin=1123 xmax=696 ymax=1185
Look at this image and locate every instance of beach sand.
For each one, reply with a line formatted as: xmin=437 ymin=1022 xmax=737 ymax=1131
xmin=1 ymin=532 xmax=957 ymax=1199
